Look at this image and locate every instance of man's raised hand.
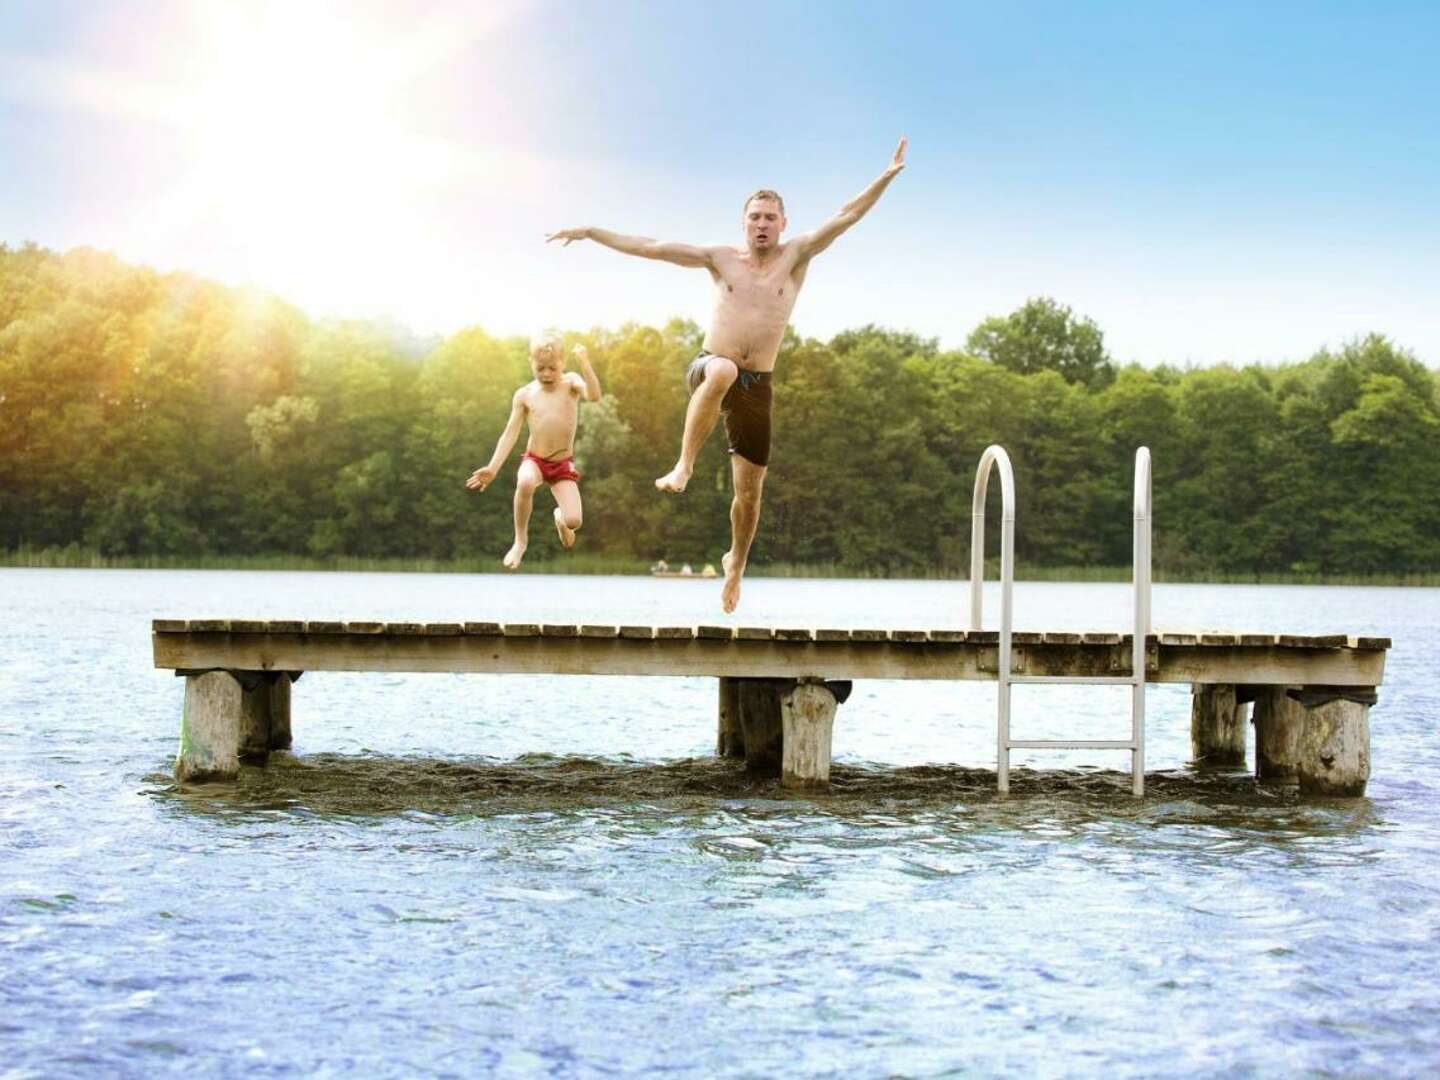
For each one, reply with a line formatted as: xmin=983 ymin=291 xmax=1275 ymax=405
xmin=546 ymin=228 xmax=588 ymax=246
xmin=888 ymin=136 xmax=908 ymax=175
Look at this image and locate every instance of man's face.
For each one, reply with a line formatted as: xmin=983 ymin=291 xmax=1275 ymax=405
xmin=743 ymin=198 xmax=785 ymax=253
xmin=531 ymin=350 xmax=563 ymax=384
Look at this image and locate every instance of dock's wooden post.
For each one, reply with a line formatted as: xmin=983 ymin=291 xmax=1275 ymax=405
xmin=716 ymin=676 xmax=744 ymax=759
xmin=268 ymin=673 xmax=293 ymax=751
xmin=781 ymin=679 xmax=837 ymax=792
xmin=738 ymin=678 xmax=784 ymax=776
xmin=1297 ymin=698 xmax=1370 ymax=797
xmin=238 ymin=678 xmax=272 ymax=762
xmin=176 ymin=671 xmax=245 ymax=783
xmin=1190 ymin=683 xmax=1247 ymax=766
xmin=1254 ymin=686 xmax=1303 ymax=782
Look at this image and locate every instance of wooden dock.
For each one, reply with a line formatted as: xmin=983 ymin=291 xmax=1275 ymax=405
xmin=153 ymin=619 xmax=1389 ymax=797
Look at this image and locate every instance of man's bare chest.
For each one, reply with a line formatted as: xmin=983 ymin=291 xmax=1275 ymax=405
xmin=715 ymin=263 xmax=801 ymax=310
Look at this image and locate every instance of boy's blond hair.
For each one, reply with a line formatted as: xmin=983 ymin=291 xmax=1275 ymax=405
xmin=529 ymin=334 xmax=564 ymax=363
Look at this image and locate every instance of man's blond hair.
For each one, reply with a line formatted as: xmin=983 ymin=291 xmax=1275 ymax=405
xmin=742 ymin=189 xmax=785 ymax=217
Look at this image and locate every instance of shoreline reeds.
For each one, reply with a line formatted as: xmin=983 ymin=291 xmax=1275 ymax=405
xmin=3 ymin=544 xmax=1437 ymax=587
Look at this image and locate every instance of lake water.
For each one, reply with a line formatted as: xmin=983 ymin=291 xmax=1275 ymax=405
xmin=3 ymin=568 xmax=1438 ymax=1076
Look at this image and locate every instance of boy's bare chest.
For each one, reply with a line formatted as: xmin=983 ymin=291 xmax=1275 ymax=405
xmin=527 ymin=388 xmax=576 ymax=426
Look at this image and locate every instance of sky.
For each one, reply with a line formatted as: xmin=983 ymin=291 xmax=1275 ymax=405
xmin=2 ymin=0 xmax=1438 ymax=367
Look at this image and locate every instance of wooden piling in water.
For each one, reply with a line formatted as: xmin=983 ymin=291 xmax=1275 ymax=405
xmin=267 ymin=673 xmax=293 ymax=751
xmin=716 ymin=676 xmax=744 ymax=759
xmin=1254 ymin=686 xmax=1303 ymax=783
xmin=1190 ymin=683 xmax=1247 ymax=766
xmin=1297 ymin=697 xmax=1370 ymax=797
xmin=177 ymin=671 xmax=245 ymax=784
xmin=780 ymin=680 xmax=837 ymax=792
xmin=738 ymin=678 xmax=785 ymax=776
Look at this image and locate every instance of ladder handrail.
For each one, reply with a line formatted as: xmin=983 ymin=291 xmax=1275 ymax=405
xmin=1130 ymin=446 xmax=1152 ymax=797
xmin=968 ymin=444 xmax=1015 ymax=634
xmin=968 ymin=444 xmax=1153 ymax=796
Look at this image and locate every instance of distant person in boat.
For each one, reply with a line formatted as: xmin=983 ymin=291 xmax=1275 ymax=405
xmin=466 ymin=338 xmax=601 ymax=569
xmin=547 ymin=137 xmax=908 ymax=612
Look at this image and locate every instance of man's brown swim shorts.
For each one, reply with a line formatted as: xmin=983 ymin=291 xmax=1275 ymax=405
xmin=685 ymin=350 xmax=773 ymax=467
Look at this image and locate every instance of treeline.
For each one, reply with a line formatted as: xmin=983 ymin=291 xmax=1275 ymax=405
xmin=3 ymin=242 xmax=1438 ymax=575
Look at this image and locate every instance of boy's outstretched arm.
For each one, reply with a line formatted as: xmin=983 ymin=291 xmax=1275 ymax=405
xmin=466 ymin=389 xmax=527 ymax=491
xmin=546 ymin=227 xmax=716 ymax=270
xmin=574 ymin=346 xmax=601 ymax=402
xmin=794 ymin=136 xmax=907 ymax=263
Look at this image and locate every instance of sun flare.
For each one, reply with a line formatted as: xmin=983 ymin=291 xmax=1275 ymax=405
xmin=7 ymin=0 xmax=536 ymax=324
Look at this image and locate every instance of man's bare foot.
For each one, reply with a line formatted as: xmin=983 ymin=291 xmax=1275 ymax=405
xmin=502 ymin=541 xmax=526 ymax=569
xmin=655 ymin=464 xmax=691 ymax=494
xmin=553 ymin=508 xmax=576 ymax=549
xmin=720 ymin=551 xmax=743 ymax=613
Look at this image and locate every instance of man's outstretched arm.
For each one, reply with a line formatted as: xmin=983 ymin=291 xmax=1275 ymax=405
xmin=547 ymin=227 xmax=715 ymax=270
xmin=795 ymin=137 xmax=907 ymax=262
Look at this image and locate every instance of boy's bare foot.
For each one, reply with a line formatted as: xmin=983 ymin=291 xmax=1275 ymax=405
xmin=720 ymin=551 xmax=743 ymax=613
xmin=553 ymin=508 xmax=576 ymax=549
xmin=655 ymin=463 xmax=691 ymax=493
xmin=502 ymin=541 xmax=526 ymax=570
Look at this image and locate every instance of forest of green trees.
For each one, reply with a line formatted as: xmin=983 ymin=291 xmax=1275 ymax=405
xmin=3 ymin=242 xmax=1438 ymax=578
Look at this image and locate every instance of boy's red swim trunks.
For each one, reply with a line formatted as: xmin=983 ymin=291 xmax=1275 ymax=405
xmin=522 ymin=451 xmax=581 ymax=485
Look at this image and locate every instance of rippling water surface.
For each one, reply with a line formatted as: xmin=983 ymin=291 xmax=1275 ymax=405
xmin=3 ymin=569 xmax=1438 ymax=1076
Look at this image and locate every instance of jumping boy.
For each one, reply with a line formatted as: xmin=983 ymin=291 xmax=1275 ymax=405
xmin=466 ymin=338 xmax=601 ymax=569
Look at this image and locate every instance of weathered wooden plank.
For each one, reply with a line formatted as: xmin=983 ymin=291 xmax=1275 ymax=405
xmin=929 ymin=629 xmax=967 ymax=643
xmin=190 ymin=619 xmax=230 ymax=633
xmin=267 ymin=620 xmax=305 ymax=634
xmin=229 ymin=620 xmax=269 ymax=634
xmin=1043 ymin=632 xmax=1081 ymax=645
xmin=1199 ymin=633 xmax=1238 ymax=646
xmin=655 ymin=626 xmax=695 ymax=640
xmin=580 ymin=625 xmax=619 ymax=638
xmin=890 ymin=629 xmax=928 ymax=643
xmin=153 ymin=619 xmax=188 ymax=633
xmin=619 ymin=625 xmax=653 ymax=640
xmin=1161 ymin=632 xmax=1198 ymax=646
xmin=387 ymin=622 xmax=427 ymax=635
xmin=736 ymin=627 xmax=774 ymax=641
xmin=697 ymin=625 xmax=733 ymax=640
xmin=1351 ymin=635 xmax=1392 ymax=650
xmin=346 ymin=622 xmax=384 ymax=635
xmin=306 ymin=621 xmax=345 ymax=634
xmin=849 ymin=629 xmax=888 ymax=642
xmin=502 ymin=623 xmax=541 ymax=637
xmin=464 ymin=622 xmax=503 ymax=636
xmin=1081 ymin=632 xmax=1121 ymax=645
xmin=1278 ymin=634 xmax=1346 ymax=648
xmin=424 ymin=623 xmax=462 ymax=636
xmin=1239 ymin=633 xmax=1276 ymax=646
xmin=775 ymin=628 xmax=813 ymax=642
xmin=541 ymin=624 xmax=579 ymax=638
xmin=814 ymin=628 xmax=852 ymax=643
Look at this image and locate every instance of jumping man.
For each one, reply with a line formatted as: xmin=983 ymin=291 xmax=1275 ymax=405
xmin=547 ymin=137 xmax=907 ymax=611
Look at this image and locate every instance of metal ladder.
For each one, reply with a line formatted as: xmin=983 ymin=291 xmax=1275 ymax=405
xmin=969 ymin=445 xmax=1153 ymax=796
